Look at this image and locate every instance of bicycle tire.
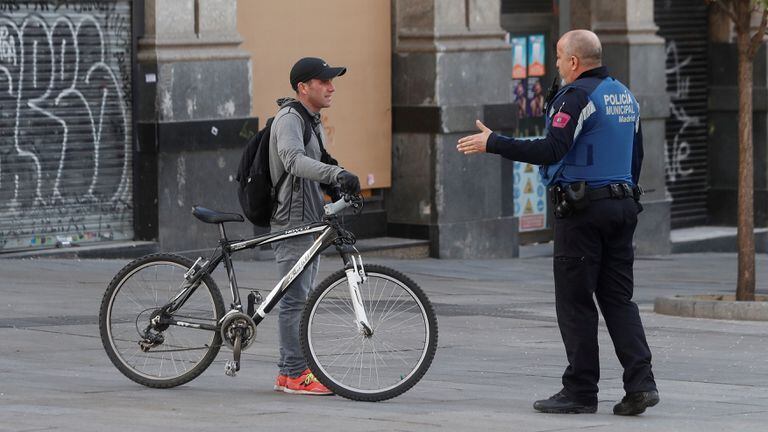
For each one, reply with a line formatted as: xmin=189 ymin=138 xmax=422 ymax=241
xmin=99 ymin=253 xmax=225 ymax=388
xmin=301 ymin=264 xmax=437 ymax=401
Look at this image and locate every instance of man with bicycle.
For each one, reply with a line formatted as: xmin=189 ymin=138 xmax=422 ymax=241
xmin=457 ymin=30 xmax=658 ymax=415
xmin=268 ymin=57 xmax=361 ymax=395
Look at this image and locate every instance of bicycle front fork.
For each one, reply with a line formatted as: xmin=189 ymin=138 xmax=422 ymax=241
xmin=345 ymin=254 xmax=373 ymax=337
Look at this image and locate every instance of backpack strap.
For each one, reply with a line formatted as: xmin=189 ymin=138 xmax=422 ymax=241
xmin=286 ymin=101 xmax=314 ymax=148
xmin=287 ymin=101 xmax=339 ymax=166
xmin=272 ymin=102 xmax=316 ymax=200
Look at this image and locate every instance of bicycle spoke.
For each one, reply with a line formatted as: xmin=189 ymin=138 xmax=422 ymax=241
xmin=375 ymin=338 xmax=415 ymax=367
xmin=317 ymin=302 xmax=353 ymax=326
xmin=312 ymin=333 xmax=360 ymax=344
xmin=341 ymin=343 xmax=363 ymax=383
xmin=374 ymin=301 xmax=418 ymax=330
xmin=371 ymin=338 xmax=381 ymax=388
xmin=333 ymin=287 xmax=355 ymax=315
xmin=371 ymin=340 xmax=390 ymax=369
xmin=121 ymin=286 xmax=148 ymax=311
xmin=377 ymin=308 xmax=423 ymax=334
xmin=375 ymin=283 xmax=403 ymax=328
xmin=324 ymin=335 xmax=364 ymax=368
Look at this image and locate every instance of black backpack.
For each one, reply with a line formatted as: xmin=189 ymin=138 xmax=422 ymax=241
xmin=235 ymin=102 xmax=312 ymax=227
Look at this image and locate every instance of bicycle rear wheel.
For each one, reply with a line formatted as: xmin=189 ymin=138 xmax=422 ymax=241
xmin=301 ymin=264 xmax=437 ymax=401
xmin=99 ymin=253 xmax=225 ymax=388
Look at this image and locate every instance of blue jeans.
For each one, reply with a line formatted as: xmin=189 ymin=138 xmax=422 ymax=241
xmin=272 ymin=234 xmax=320 ymax=378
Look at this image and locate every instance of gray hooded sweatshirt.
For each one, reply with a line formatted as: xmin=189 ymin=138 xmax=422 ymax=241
xmin=268 ymin=98 xmax=343 ymax=229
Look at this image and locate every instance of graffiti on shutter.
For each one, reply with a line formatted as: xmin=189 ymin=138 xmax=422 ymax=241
xmin=655 ymin=0 xmax=709 ymax=228
xmin=0 ymin=0 xmax=133 ymax=251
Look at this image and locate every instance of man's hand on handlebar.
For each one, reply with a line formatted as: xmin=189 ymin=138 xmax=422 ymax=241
xmin=337 ymin=170 xmax=361 ymax=195
xmin=327 ymin=185 xmax=344 ymax=202
xmin=324 ymin=170 xmax=362 ymax=216
xmin=324 ymin=193 xmax=363 ymax=216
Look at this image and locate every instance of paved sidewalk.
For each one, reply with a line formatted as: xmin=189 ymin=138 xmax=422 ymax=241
xmin=1 ymin=251 xmax=767 ymax=431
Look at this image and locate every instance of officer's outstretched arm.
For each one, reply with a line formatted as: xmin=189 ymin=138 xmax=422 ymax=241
xmin=479 ymin=89 xmax=587 ymax=165
xmin=457 ymin=120 xmax=492 ymax=154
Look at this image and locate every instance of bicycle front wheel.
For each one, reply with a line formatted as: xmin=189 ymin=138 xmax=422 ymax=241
xmin=99 ymin=253 xmax=225 ymax=388
xmin=301 ymin=264 xmax=437 ymax=401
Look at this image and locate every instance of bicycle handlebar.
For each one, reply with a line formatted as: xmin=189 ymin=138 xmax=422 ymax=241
xmin=324 ymin=197 xmax=351 ymax=216
xmin=323 ymin=195 xmax=361 ymax=216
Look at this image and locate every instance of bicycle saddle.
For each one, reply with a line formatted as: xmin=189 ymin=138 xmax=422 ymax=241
xmin=192 ymin=206 xmax=244 ymax=224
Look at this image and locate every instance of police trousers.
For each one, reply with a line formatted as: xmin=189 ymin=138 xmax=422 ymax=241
xmin=553 ymin=197 xmax=656 ymax=404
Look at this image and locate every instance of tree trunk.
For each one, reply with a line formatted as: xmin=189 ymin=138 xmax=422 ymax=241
xmin=735 ymin=5 xmax=756 ymax=302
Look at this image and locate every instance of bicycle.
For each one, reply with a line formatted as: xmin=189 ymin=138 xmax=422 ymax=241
xmin=98 ymin=195 xmax=438 ymax=402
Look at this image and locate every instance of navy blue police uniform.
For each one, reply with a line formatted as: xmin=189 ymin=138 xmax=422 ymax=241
xmin=486 ymin=66 xmax=657 ymax=405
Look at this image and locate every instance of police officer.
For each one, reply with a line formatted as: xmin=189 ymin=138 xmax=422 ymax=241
xmin=457 ymin=30 xmax=658 ymax=416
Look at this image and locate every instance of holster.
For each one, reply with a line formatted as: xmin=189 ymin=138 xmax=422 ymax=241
xmin=550 ymin=181 xmax=589 ymax=218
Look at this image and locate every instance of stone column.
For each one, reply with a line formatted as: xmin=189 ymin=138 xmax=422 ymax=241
xmin=135 ymin=0 xmax=255 ymax=251
xmin=389 ymin=0 xmax=519 ymax=258
xmin=568 ymin=0 xmax=593 ymax=30
xmin=592 ymin=0 xmax=672 ymax=255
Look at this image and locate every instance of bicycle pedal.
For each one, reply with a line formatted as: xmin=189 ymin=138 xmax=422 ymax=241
xmin=224 ymin=360 xmax=239 ymax=377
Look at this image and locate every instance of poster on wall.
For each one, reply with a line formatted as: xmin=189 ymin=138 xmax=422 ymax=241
xmin=509 ymin=33 xmax=548 ymax=232
xmin=527 ymin=34 xmax=546 ymax=77
xmin=509 ymin=34 xmax=547 ymax=129
xmin=525 ymin=35 xmax=546 ymax=118
xmin=511 ymin=37 xmax=527 ymax=79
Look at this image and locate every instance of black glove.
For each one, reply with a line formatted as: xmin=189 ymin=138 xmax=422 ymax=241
xmin=327 ymin=185 xmax=344 ymax=202
xmin=337 ymin=170 xmax=361 ymax=195
xmin=320 ymin=182 xmax=342 ymax=201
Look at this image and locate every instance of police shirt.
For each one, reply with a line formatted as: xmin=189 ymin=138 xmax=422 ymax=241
xmin=486 ymin=66 xmax=643 ymax=187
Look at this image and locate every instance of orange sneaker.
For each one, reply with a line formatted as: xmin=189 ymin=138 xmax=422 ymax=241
xmin=274 ymin=374 xmax=287 ymax=392
xmin=282 ymin=369 xmax=333 ymax=395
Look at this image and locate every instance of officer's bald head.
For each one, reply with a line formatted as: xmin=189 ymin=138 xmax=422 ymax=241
xmin=559 ymin=30 xmax=602 ymax=67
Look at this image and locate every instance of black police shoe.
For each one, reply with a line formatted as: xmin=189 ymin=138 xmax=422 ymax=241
xmin=613 ymin=390 xmax=660 ymax=416
xmin=533 ymin=390 xmax=597 ymax=414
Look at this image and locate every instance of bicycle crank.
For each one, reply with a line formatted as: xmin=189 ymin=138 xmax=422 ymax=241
xmin=219 ymin=310 xmax=257 ymax=350
xmin=225 ymin=332 xmax=241 ymax=377
xmin=220 ymin=311 xmax=256 ymax=377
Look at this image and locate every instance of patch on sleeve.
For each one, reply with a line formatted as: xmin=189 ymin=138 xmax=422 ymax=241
xmin=552 ymin=112 xmax=571 ymax=128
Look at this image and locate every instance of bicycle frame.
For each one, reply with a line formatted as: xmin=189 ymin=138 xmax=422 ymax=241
xmin=161 ymin=213 xmax=371 ymax=333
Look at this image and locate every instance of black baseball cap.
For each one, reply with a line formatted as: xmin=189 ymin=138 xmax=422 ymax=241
xmin=290 ymin=57 xmax=347 ymax=91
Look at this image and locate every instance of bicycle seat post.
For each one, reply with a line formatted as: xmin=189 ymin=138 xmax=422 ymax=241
xmin=216 ymin=222 xmax=242 ymax=310
xmin=218 ymin=223 xmax=229 ymax=242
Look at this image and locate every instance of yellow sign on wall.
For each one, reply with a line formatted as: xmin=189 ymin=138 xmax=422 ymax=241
xmin=514 ymin=161 xmax=547 ymax=231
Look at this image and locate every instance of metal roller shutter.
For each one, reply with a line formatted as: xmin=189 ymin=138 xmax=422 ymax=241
xmin=654 ymin=0 xmax=710 ymax=228
xmin=0 ymin=1 xmax=133 ymax=251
